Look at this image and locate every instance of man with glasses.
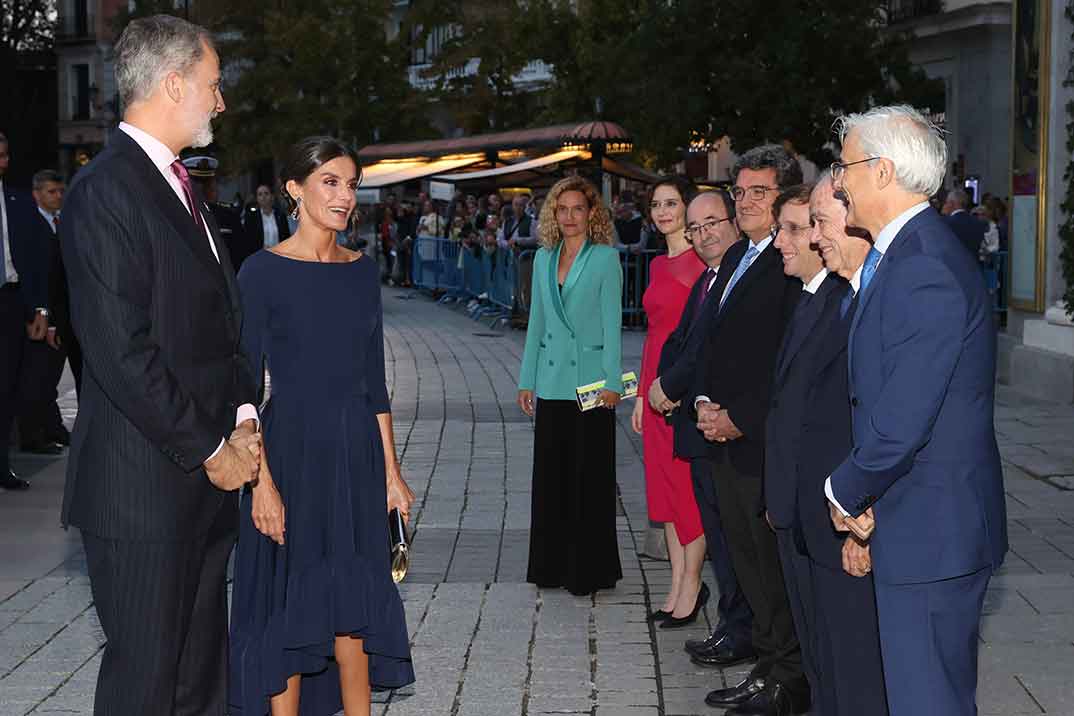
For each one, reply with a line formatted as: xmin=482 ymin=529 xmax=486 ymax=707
xmin=651 ymin=189 xmax=754 ymax=671
xmin=691 ymin=145 xmax=809 ymax=715
xmin=825 ymin=106 xmax=1006 ymax=716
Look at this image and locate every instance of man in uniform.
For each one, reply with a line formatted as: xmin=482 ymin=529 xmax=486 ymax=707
xmin=182 ymin=155 xmax=252 ymax=273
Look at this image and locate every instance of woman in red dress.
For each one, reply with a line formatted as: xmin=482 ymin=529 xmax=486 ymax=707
xmin=631 ymin=176 xmax=709 ymax=626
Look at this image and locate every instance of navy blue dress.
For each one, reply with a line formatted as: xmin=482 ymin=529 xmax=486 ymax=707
xmin=229 ymin=250 xmax=414 ymax=716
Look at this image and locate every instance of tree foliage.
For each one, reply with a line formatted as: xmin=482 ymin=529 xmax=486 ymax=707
xmin=406 ymin=0 xmax=535 ymax=133
xmin=519 ymin=0 xmax=945 ymax=167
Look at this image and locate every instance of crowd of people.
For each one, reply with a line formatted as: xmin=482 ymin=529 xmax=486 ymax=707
xmin=516 ymin=111 xmax=1007 ymax=716
xmin=1 ymin=13 xmax=1013 ymax=716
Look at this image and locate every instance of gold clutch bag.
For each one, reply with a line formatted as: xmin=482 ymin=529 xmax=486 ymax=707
xmin=388 ymin=508 xmax=411 ymax=583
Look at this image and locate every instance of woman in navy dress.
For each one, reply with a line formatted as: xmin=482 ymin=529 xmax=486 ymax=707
xmin=229 ymin=137 xmax=416 ymax=716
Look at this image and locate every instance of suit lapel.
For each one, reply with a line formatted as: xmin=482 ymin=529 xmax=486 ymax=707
xmin=547 ymin=242 xmax=573 ymax=333
xmin=196 ymin=196 xmax=241 ymax=311
xmin=112 ymin=132 xmax=229 ymax=296
xmin=719 ymin=241 xmax=777 ymax=316
xmin=776 ymin=276 xmax=836 ymax=384
xmin=809 ymin=280 xmax=854 ymax=374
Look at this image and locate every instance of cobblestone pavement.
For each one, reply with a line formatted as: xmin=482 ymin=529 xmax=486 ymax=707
xmin=2 ymin=287 xmax=1073 ymax=715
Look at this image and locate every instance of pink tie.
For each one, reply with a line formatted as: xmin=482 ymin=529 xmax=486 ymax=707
xmin=170 ymin=160 xmax=205 ymax=231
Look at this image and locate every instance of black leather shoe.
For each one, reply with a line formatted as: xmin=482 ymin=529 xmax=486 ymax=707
xmin=660 ymin=582 xmax=710 ymax=629
xmin=21 ymin=440 xmax=63 ymax=455
xmin=691 ymin=634 xmax=757 ymax=668
xmin=646 ymin=609 xmax=672 ymax=623
xmin=726 ymin=679 xmax=809 ymax=715
xmin=705 ymin=676 xmax=766 ymax=708
xmin=1 ymin=470 xmax=30 ymax=490
xmin=685 ymin=628 xmax=726 ymax=656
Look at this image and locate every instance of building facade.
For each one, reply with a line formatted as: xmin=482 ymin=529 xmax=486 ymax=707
xmin=53 ymin=0 xmax=126 ymax=180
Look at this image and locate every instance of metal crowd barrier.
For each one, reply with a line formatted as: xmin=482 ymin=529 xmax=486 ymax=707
xmin=411 ymin=236 xmax=662 ymax=329
xmin=986 ymin=250 xmax=1008 ymax=314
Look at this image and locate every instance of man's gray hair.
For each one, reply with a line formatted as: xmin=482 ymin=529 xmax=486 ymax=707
xmin=114 ymin=15 xmax=214 ymax=109
xmin=731 ymin=144 xmax=803 ymax=189
xmin=834 ymin=105 xmax=947 ymax=197
xmin=32 ymin=170 xmax=64 ymax=190
xmin=946 ymin=188 xmax=971 ymax=210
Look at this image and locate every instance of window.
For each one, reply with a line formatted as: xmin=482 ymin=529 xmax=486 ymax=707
xmin=72 ymin=64 xmax=91 ymax=120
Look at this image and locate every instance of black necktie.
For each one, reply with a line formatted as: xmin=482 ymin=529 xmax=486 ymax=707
xmin=695 ymin=268 xmax=716 ymax=314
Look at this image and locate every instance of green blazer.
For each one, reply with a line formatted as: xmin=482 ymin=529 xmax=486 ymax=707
xmin=519 ymin=240 xmax=623 ymax=400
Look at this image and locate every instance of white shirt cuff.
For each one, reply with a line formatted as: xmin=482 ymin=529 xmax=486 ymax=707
xmin=236 ymin=403 xmax=259 ymax=430
xmin=824 ymin=476 xmax=850 ymax=517
xmin=693 ymin=395 xmax=711 ymax=410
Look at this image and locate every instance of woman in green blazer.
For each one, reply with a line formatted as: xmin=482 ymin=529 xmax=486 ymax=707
xmin=517 ymin=176 xmax=623 ymax=596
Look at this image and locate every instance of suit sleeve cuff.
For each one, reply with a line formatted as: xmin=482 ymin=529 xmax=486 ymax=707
xmin=206 ymin=437 xmax=226 ymax=463
xmin=236 ymin=403 xmax=259 ymax=430
xmin=825 ymin=476 xmax=850 ymax=517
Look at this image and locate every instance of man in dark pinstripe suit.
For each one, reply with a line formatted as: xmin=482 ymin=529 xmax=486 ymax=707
xmin=59 ymin=16 xmax=261 ymax=715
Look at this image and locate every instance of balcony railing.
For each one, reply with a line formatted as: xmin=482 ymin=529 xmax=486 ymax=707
xmin=407 ymin=59 xmax=553 ymax=91
xmin=884 ymin=0 xmax=944 ymax=24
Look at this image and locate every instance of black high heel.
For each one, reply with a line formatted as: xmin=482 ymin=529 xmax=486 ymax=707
xmin=647 ymin=609 xmax=673 ymax=623
xmin=659 ymin=583 xmax=710 ymax=629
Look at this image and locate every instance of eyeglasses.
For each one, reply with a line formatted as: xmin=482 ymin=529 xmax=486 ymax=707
xmin=776 ymin=222 xmax=813 ymax=237
xmin=830 ymin=157 xmax=877 ymax=181
xmin=729 ymin=185 xmax=779 ymax=202
xmin=684 ymin=217 xmax=733 ymax=239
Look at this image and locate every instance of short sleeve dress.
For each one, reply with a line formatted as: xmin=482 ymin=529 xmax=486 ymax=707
xmin=228 ymin=250 xmax=415 ymax=716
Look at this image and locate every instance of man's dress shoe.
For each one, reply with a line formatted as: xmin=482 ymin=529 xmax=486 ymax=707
xmin=690 ymin=634 xmax=757 ymax=668
xmin=726 ymin=679 xmax=810 ymax=715
xmin=1 ymin=470 xmax=30 ymax=490
xmin=705 ymin=676 xmax=767 ymax=708
xmin=685 ymin=628 xmax=726 ymax=655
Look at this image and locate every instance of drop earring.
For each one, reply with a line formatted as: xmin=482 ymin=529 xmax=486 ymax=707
xmin=291 ymin=197 xmax=302 ymax=220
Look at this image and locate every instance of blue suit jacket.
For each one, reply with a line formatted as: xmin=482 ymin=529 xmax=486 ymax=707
xmin=944 ymin=210 xmax=986 ymax=257
xmin=830 ymin=206 xmax=1007 ymax=584
xmin=3 ymin=185 xmax=48 ymax=312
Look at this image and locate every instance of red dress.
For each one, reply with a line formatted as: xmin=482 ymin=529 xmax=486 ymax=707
xmin=640 ymin=249 xmax=706 ymax=544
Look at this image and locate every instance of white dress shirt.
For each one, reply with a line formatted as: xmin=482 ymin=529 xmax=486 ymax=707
xmin=118 ymin=122 xmax=256 ymax=460
xmin=824 ymin=201 xmax=930 ymax=516
xmin=38 ymin=206 xmax=58 ymax=234
xmin=261 ymin=210 xmax=280 ymax=248
xmin=803 ymin=268 xmax=828 ymax=294
xmin=1 ymin=179 xmax=17 ymax=283
xmin=118 ymin=122 xmax=220 ymax=262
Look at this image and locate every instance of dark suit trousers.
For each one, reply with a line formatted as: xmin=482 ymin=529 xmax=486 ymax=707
xmin=690 ymin=458 xmax=752 ymax=643
xmin=709 ymin=458 xmax=801 ymax=685
xmin=18 ymin=338 xmax=66 ymax=440
xmin=810 ymin=559 xmax=888 ymax=716
xmin=874 ymin=566 xmax=990 ymax=716
xmin=775 ymin=530 xmax=817 ymax=703
xmin=82 ymin=500 xmax=237 ymax=716
xmin=0 ymin=286 xmax=26 ymax=473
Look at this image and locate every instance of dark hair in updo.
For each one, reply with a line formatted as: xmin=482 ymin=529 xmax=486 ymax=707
xmin=280 ymin=136 xmax=361 ymax=216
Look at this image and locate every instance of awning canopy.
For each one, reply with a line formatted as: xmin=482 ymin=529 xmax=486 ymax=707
xmin=357 ymin=121 xmax=631 ymax=161
xmin=432 ymin=149 xmax=590 ymax=182
xmin=359 ymin=154 xmax=486 ymax=189
xmin=602 ymin=156 xmax=662 ymax=184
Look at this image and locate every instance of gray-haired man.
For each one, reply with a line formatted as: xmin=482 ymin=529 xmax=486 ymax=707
xmin=60 ymin=15 xmax=261 ymax=714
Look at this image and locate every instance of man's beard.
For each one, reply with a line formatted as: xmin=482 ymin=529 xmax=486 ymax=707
xmin=191 ymin=120 xmax=214 ymax=149
xmin=190 ymin=112 xmax=217 ymax=149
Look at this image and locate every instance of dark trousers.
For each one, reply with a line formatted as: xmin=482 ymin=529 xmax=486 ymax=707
xmin=82 ymin=500 xmax=237 ymax=716
xmin=810 ymin=558 xmax=888 ymax=716
xmin=0 ymin=285 xmax=26 ymax=474
xmin=875 ymin=566 xmax=991 ymax=716
xmin=709 ymin=458 xmax=802 ymax=686
xmin=18 ymin=338 xmax=66 ymax=442
xmin=775 ymin=530 xmax=817 ymax=701
xmin=690 ymin=457 xmax=752 ymax=643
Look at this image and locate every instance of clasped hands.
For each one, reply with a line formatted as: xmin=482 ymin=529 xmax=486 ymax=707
xmin=646 ymin=378 xmax=680 ymax=415
xmin=829 ymin=503 xmax=876 ymax=542
xmin=696 ymin=401 xmax=742 ymax=443
xmin=203 ymin=419 xmax=261 ymax=491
